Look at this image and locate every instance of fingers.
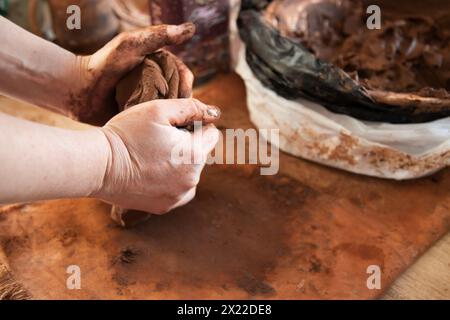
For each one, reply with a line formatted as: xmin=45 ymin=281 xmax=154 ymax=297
xmin=151 ymin=98 xmax=221 ymax=127
xmin=169 ymin=52 xmax=194 ymax=98
xmin=169 ymin=126 xmax=219 ymax=210
xmin=133 ymin=22 xmax=196 ymax=56
xmin=150 ymin=50 xmax=193 ymax=99
xmin=150 ymin=50 xmax=180 ymax=99
xmin=91 ymin=23 xmax=196 ymax=76
xmin=114 ymin=23 xmax=195 ymax=65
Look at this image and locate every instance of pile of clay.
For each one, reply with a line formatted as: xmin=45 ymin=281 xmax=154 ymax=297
xmin=113 ymin=50 xmax=182 ymax=227
xmin=263 ymin=0 xmax=450 ymax=105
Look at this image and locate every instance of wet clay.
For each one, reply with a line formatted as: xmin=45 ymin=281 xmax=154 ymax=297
xmin=116 ymin=50 xmax=180 ymax=110
xmin=264 ymin=0 xmax=450 ymax=99
xmin=112 ymin=50 xmax=181 ymax=227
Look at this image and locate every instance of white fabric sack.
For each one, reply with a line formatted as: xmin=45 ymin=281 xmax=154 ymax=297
xmin=229 ymin=0 xmax=450 ymax=180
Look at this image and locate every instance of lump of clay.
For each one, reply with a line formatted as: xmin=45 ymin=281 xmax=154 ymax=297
xmin=116 ymin=50 xmax=180 ymax=110
xmin=111 ymin=50 xmax=181 ymax=227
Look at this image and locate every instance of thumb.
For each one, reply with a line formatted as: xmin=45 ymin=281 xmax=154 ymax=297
xmin=152 ymin=99 xmax=221 ymax=127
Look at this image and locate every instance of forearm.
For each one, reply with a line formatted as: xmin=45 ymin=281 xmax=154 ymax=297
xmin=0 ymin=113 xmax=109 ymax=204
xmin=0 ymin=17 xmax=82 ymax=116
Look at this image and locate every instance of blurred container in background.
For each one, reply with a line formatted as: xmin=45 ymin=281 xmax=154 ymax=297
xmin=28 ymin=0 xmax=119 ymax=54
xmin=0 ymin=0 xmax=8 ymax=16
xmin=149 ymin=0 xmax=230 ymax=84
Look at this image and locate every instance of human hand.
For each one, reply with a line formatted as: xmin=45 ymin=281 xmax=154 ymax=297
xmin=69 ymin=23 xmax=195 ymax=125
xmin=95 ymin=98 xmax=220 ymax=214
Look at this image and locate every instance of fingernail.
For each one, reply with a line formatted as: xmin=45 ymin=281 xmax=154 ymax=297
xmin=180 ymin=22 xmax=196 ymax=33
xmin=168 ymin=22 xmax=196 ymax=37
xmin=206 ymin=106 xmax=221 ymax=118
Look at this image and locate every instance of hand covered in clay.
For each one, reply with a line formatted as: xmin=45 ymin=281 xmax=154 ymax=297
xmin=70 ymin=23 xmax=195 ymax=125
xmin=96 ymin=98 xmax=220 ymax=214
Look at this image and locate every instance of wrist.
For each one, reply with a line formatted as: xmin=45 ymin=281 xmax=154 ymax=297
xmin=0 ymin=114 xmax=111 ymax=203
xmin=82 ymin=127 xmax=112 ymax=198
xmin=64 ymin=55 xmax=91 ymax=117
xmin=92 ymin=127 xmax=134 ymax=201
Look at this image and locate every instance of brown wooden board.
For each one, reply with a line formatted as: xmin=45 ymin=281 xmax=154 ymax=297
xmin=0 ymin=73 xmax=449 ymax=299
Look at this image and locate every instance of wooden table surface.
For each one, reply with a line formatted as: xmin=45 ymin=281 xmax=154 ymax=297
xmin=383 ymin=233 xmax=450 ymax=299
xmin=0 ymin=73 xmax=449 ymax=299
